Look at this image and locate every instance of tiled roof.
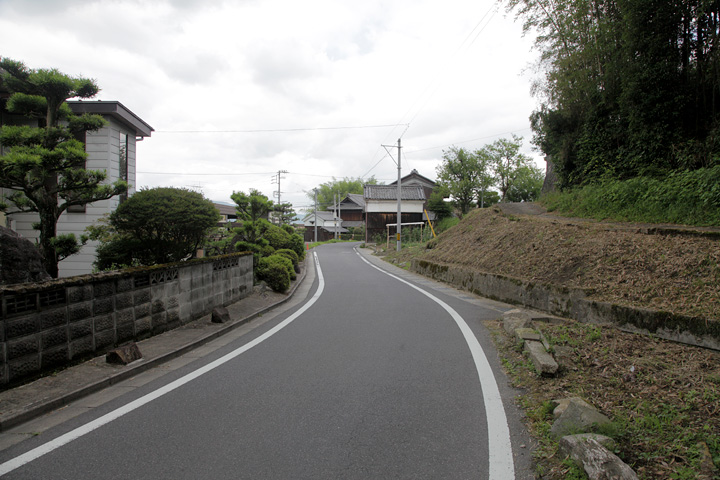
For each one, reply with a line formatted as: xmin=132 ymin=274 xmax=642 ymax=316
xmin=388 ymin=169 xmax=436 ymax=187
xmin=345 ymin=193 xmax=366 ymax=208
xmin=364 ymin=184 xmax=426 ymax=201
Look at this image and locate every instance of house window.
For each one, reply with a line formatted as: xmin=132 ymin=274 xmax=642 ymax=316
xmin=119 ymin=132 xmax=129 ymax=203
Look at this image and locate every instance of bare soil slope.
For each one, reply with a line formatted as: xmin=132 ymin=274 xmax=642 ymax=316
xmin=418 ymin=205 xmax=720 ymax=320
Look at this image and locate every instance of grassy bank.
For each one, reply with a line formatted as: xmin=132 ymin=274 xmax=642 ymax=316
xmin=542 ymin=166 xmax=720 ymax=226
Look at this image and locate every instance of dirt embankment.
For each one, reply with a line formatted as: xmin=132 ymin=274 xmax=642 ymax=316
xmin=417 ymin=204 xmax=719 ymax=321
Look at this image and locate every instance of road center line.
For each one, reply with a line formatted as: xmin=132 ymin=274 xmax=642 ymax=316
xmin=355 ymin=249 xmax=515 ymax=480
xmin=0 ymin=252 xmax=325 ymax=477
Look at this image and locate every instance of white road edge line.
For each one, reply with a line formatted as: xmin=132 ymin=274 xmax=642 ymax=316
xmin=355 ymin=249 xmax=515 ymax=480
xmin=0 ymin=252 xmax=325 ymax=477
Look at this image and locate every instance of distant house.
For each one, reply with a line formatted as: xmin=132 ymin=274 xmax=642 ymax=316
xmin=363 ymin=184 xmax=426 ymax=242
xmin=335 ymin=193 xmax=365 ymax=228
xmin=214 ymin=203 xmax=238 ymax=226
xmin=389 ymin=169 xmax=436 ymax=201
xmin=303 ymin=210 xmax=348 ymax=242
xmin=0 ymin=100 xmax=153 ymax=277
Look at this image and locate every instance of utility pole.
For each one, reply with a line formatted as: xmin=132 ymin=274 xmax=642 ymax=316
xmin=314 ymin=188 xmax=318 ymax=243
xmin=271 ymin=169 xmax=288 ymax=224
xmin=382 ymin=138 xmax=403 ymax=252
xmin=396 ymin=138 xmax=402 ymax=252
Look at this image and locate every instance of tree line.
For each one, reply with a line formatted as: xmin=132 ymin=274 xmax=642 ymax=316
xmin=508 ymin=0 xmax=720 ymax=187
xmin=434 ymin=135 xmax=544 ymax=215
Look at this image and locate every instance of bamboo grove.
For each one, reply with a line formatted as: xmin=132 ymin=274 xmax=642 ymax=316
xmin=509 ymin=0 xmax=720 ymax=187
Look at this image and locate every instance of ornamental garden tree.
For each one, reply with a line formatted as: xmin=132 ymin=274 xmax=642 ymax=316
xmin=0 ymin=58 xmax=127 ymax=278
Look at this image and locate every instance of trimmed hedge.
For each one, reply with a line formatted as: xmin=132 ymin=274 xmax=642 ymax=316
xmin=256 ymin=254 xmax=293 ymax=292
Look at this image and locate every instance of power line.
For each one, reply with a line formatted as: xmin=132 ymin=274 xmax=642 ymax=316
xmin=403 ymin=127 xmax=533 ymax=154
xmin=137 ymin=171 xmax=276 ymax=176
xmin=155 ymin=123 xmax=408 ymax=134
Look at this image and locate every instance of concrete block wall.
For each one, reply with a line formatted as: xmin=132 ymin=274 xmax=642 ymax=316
xmin=411 ymin=258 xmax=720 ymax=352
xmin=0 ymin=253 xmax=253 ymax=386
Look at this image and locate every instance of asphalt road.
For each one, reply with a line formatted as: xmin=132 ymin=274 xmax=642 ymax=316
xmin=0 ymin=243 xmax=533 ymax=479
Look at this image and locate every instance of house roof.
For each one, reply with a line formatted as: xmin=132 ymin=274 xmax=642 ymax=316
xmin=344 ymin=193 xmax=366 ymax=208
xmin=320 ymin=226 xmax=349 ymax=234
xmin=67 ymin=100 xmax=154 ymax=137
xmin=213 ymin=203 xmax=237 ymax=217
xmin=303 ymin=210 xmax=338 ymax=222
xmin=364 ymin=184 xmax=426 ymax=201
xmin=389 ymin=169 xmax=436 ymax=188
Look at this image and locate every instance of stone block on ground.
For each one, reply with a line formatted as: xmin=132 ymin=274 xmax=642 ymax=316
xmin=502 ymin=309 xmax=533 ymax=335
xmin=553 ymin=397 xmax=595 ymax=419
xmin=559 ymin=434 xmax=638 ymax=480
xmin=211 ymin=306 xmax=231 ymax=323
xmin=551 ymin=399 xmax=612 ymax=438
xmin=106 ymin=343 xmax=142 ymax=365
xmin=523 ymin=339 xmax=559 ymax=376
xmin=514 ymin=327 xmax=542 ymax=342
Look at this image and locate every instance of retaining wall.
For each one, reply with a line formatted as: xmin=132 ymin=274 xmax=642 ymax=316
xmin=0 ymin=253 xmax=253 ymax=386
xmin=411 ymin=259 xmax=720 ymax=351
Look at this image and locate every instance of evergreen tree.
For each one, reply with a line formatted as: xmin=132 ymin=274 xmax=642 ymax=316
xmin=0 ymin=58 xmax=127 ymax=277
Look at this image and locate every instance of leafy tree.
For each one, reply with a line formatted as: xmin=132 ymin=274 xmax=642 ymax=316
xmin=476 ymin=135 xmax=535 ymax=202
xmin=427 ymin=186 xmax=453 ymax=219
xmin=473 ymin=149 xmax=497 ymax=208
xmin=89 ymin=187 xmax=219 ymax=270
xmin=435 ymin=147 xmax=480 ymax=215
xmin=505 ymin=164 xmax=544 ymax=202
xmin=306 ymin=176 xmax=379 ymax=211
xmin=0 ymin=58 xmax=127 ymax=277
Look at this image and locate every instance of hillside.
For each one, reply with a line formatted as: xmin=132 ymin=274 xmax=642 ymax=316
xmin=401 ymin=204 xmax=719 ymax=321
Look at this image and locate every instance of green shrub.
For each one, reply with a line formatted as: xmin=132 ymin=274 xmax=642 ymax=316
xmin=256 ymin=254 xmax=293 ymax=292
xmin=275 ymin=248 xmax=300 ymax=274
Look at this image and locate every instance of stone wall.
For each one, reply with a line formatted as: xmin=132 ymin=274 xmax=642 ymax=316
xmin=0 ymin=253 xmax=253 ymax=386
xmin=411 ymin=259 xmax=720 ymax=351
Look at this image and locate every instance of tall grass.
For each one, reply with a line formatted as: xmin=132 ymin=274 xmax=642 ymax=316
xmin=542 ymin=166 xmax=720 ymax=226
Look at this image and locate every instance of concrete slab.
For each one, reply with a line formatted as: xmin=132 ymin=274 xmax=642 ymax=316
xmin=523 ymin=340 xmax=559 ymax=376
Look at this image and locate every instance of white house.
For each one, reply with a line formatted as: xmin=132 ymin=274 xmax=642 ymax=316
xmin=1 ymin=100 xmax=153 ymax=277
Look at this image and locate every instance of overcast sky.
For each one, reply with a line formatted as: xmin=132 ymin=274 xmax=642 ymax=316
xmin=0 ymin=0 xmax=540 ymax=212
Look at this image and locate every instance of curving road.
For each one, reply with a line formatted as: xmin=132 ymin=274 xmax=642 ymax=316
xmin=0 ymin=243 xmax=533 ymax=479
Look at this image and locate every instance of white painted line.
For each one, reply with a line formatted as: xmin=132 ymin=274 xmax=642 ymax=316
xmin=355 ymin=249 xmax=515 ymax=480
xmin=0 ymin=252 xmax=325 ymax=477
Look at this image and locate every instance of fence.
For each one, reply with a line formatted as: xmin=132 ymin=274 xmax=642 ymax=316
xmin=0 ymin=253 xmax=253 ymax=387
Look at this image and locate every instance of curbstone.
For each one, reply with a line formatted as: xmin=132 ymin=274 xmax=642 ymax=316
xmin=559 ymin=434 xmax=638 ymax=480
xmin=523 ymin=339 xmax=559 ymax=376
xmin=502 ymin=309 xmax=533 ymax=335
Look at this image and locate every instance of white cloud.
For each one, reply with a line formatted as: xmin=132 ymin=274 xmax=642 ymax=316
xmin=0 ymin=0 xmax=542 ymax=209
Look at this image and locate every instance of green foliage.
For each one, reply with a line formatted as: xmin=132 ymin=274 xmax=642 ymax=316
xmin=275 ymin=248 xmax=300 ymax=277
xmin=263 ymin=223 xmax=292 ymax=251
xmin=427 ymin=187 xmax=453 ymax=219
xmin=541 ymin=166 xmax=720 ymax=226
xmin=273 ymin=202 xmax=296 ymax=224
xmin=0 ymin=58 xmax=126 ymax=277
xmin=436 ymin=147 xmax=479 ymax=214
xmin=435 ymin=216 xmax=460 ymax=233
xmin=506 ymin=164 xmax=545 ymax=202
xmin=231 ymin=189 xmax=273 ymax=223
xmin=307 ymin=176 xmax=380 ymax=211
xmin=511 ymin=0 xmax=720 ymax=187
xmin=256 ymin=254 xmax=293 ymax=292
xmin=91 ymin=187 xmax=220 ymax=270
xmin=476 ymin=135 xmax=536 ymax=202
